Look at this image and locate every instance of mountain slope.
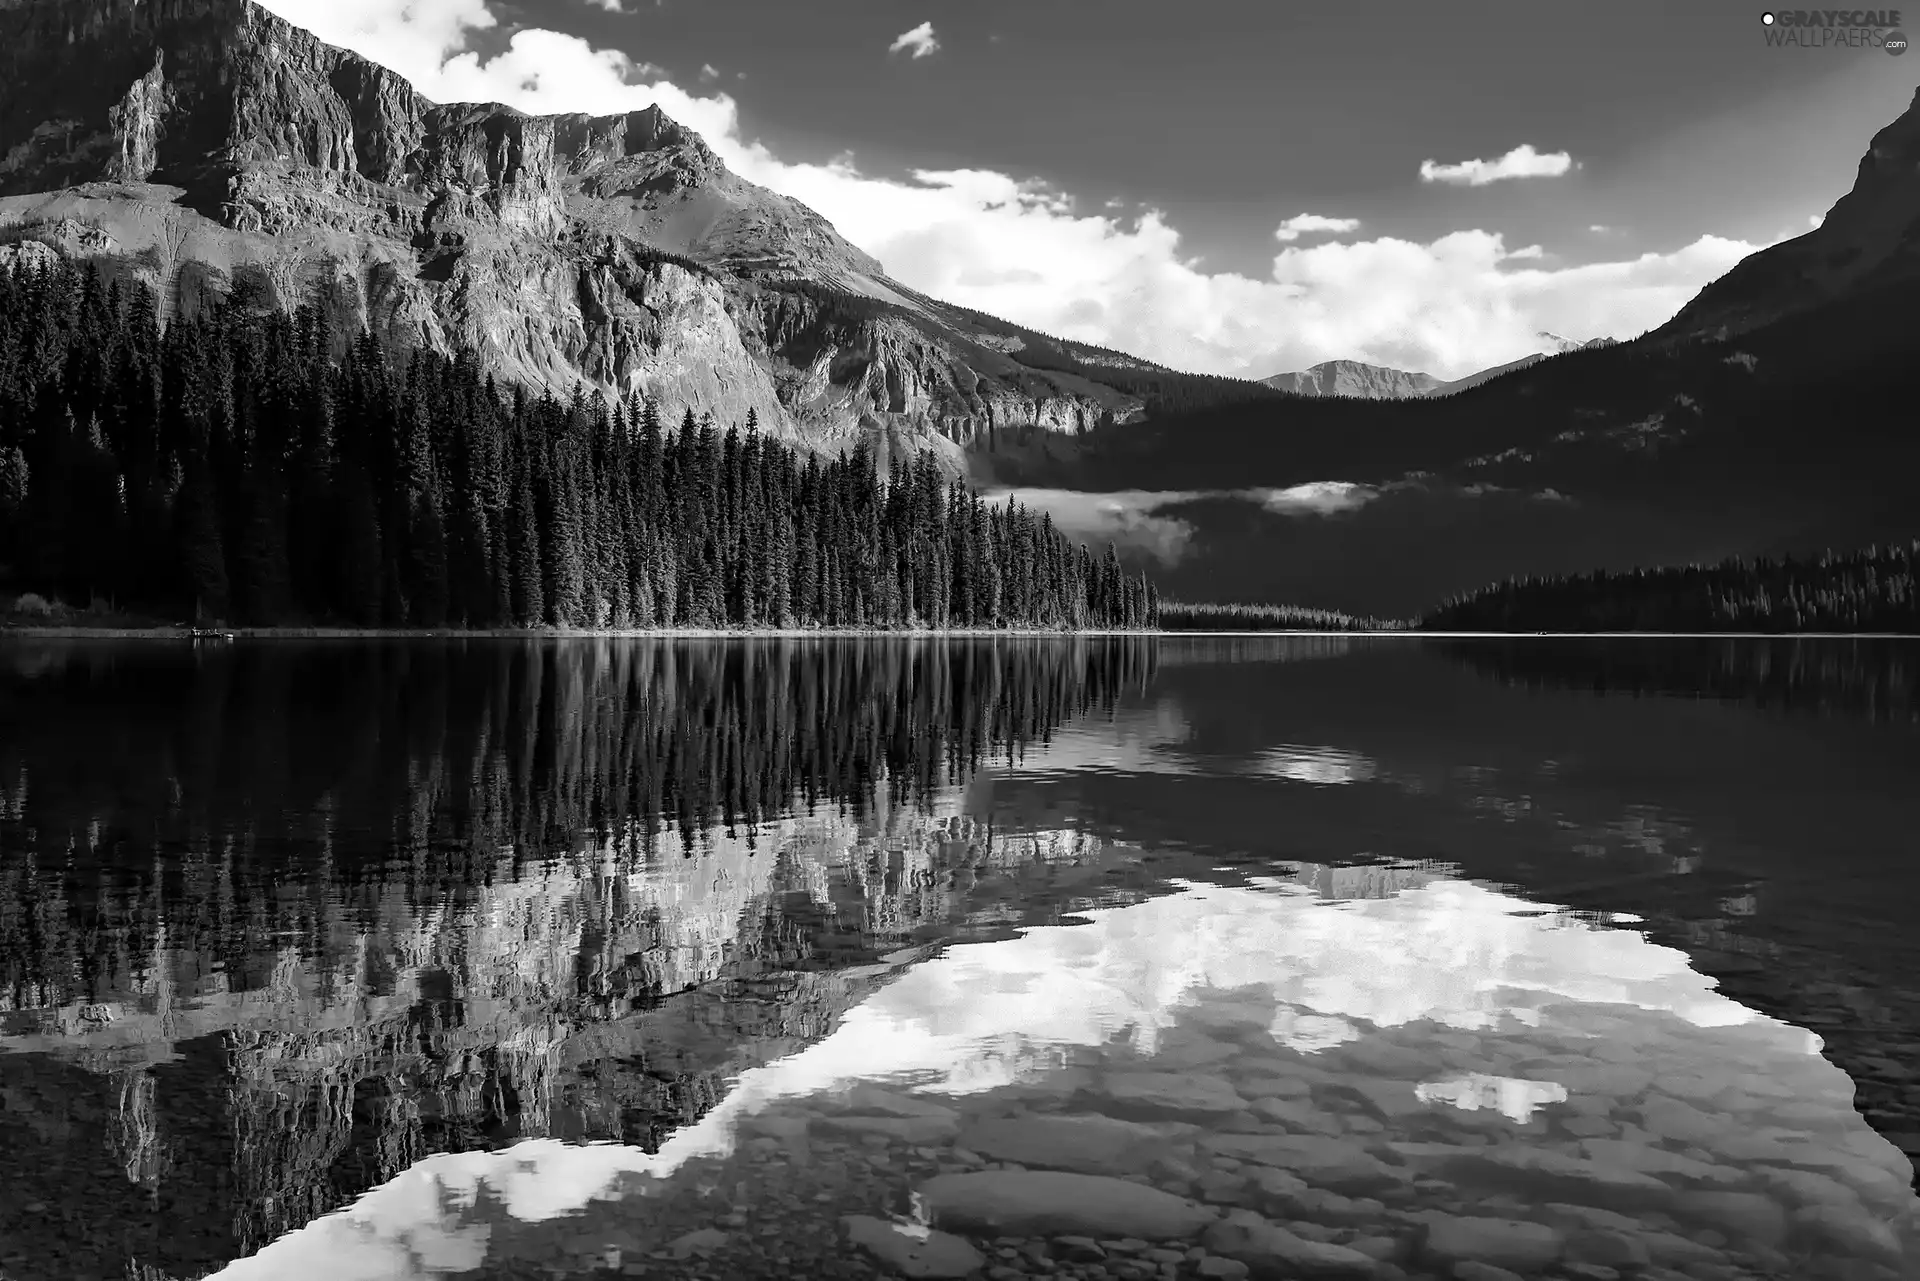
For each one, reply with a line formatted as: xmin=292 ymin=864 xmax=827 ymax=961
xmin=0 ymin=0 xmax=1265 ymax=471
xmin=1260 ymin=334 xmax=1612 ymax=401
xmin=1657 ymin=86 xmax=1920 ymax=341
xmin=1261 ymin=360 xmax=1442 ymax=399
xmin=985 ymin=94 xmax=1920 ymax=615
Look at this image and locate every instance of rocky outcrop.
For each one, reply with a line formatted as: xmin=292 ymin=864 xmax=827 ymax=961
xmin=1262 ymin=359 xmax=1442 ymax=399
xmin=1263 ymin=335 xmax=1615 ymax=401
xmin=1659 ymin=86 xmax=1920 ymax=340
xmin=0 ymin=0 xmax=1141 ymax=470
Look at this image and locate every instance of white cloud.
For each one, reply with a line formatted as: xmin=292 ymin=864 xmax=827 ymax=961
xmin=1419 ymin=144 xmax=1577 ymax=187
xmin=583 ymin=0 xmax=626 ymax=11
xmin=699 ymin=62 xmax=719 ymax=80
xmin=887 ymin=21 xmax=940 ymax=59
xmin=985 ymin=484 xmax=1387 ymax=564
xmin=211 ymin=876 xmax=1802 ymax=1281
xmin=1253 ymin=481 xmax=1375 ymax=516
xmin=252 ymin=0 xmax=1767 ymax=382
xmin=1588 ymin=224 xmax=1613 ymax=233
xmin=1273 ymin=213 xmax=1362 ymax=243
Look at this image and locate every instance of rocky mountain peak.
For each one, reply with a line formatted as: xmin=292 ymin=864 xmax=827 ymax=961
xmin=1261 ymin=359 xmax=1442 ymax=400
xmin=0 ymin=0 xmax=1141 ymax=467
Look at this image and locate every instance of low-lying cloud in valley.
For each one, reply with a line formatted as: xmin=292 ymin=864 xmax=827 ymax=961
xmin=988 ymin=483 xmax=1396 ymax=566
xmin=256 ymin=1 xmax=1770 ymax=382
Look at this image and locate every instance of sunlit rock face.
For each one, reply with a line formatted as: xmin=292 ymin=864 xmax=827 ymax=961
xmin=217 ymin=870 xmax=1920 ymax=1281
xmin=0 ymin=0 xmax=1142 ymax=470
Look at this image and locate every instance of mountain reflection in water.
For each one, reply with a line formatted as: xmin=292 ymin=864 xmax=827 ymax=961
xmin=220 ymin=874 xmax=1916 ymax=1281
xmin=0 ymin=636 xmax=1915 ymax=1281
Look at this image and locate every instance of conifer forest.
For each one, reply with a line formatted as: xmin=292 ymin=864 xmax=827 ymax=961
xmin=0 ymin=261 xmax=1161 ymax=630
xmin=1422 ymin=542 xmax=1920 ymax=633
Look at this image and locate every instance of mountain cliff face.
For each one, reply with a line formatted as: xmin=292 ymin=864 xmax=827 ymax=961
xmin=0 ymin=0 xmax=1152 ymax=470
xmin=1261 ymin=335 xmax=1613 ymax=401
xmin=1261 ymin=359 xmax=1441 ymax=399
xmin=1659 ymin=86 xmax=1920 ymax=341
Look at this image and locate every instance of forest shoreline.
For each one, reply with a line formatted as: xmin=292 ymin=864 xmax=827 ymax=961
xmin=0 ymin=623 xmax=1174 ymax=639
xmin=4 ymin=625 xmax=1918 ymax=640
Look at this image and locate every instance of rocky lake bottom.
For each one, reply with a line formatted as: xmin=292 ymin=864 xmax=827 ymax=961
xmin=2 ymin=636 xmax=1916 ymax=1281
xmin=215 ymin=881 xmax=1920 ymax=1281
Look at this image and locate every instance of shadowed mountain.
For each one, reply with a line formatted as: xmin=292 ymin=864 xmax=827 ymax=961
xmin=1656 ymin=87 xmax=1920 ymax=342
xmin=978 ymin=92 xmax=1920 ymax=618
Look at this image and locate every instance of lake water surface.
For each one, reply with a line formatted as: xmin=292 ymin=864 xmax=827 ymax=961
xmin=0 ymin=636 xmax=1916 ymax=1281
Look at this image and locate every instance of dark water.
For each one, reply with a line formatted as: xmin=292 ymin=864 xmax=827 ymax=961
xmin=0 ymin=636 xmax=1916 ymax=1281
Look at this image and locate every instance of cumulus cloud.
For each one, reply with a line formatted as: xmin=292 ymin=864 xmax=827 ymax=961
xmin=252 ymin=1 xmax=1767 ymax=382
xmin=582 ymin=0 xmax=626 ymax=11
xmin=1419 ymin=144 xmax=1576 ymax=187
xmin=888 ymin=21 xmax=940 ymax=59
xmin=699 ymin=62 xmax=719 ymax=80
xmin=1273 ymin=213 xmax=1362 ymax=243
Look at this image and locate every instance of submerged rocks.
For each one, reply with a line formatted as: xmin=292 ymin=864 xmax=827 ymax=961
xmin=816 ymin=1113 xmax=960 ymax=1144
xmin=1200 ymin=1208 xmax=1378 ymax=1277
xmin=1197 ymin=1133 xmax=1398 ymax=1193
xmin=842 ymin=1215 xmax=986 ymax=1278
xmin=1331 ymin=1077 xmax=1430 ymax=1122
xmin=1573 ymin=1138 xmax=1744 ymax=1188
xmin=1250 ymin=1096 xmax=1345 ymax=1134
xmin=1097 ymin=1072 xmax=1249 ymax=1120
xmin=538 ymin=982 xmax=1920 ymax=1281
xmin=1792 ymin=1201 xmax=1907 ymax=1262
xmin=956 ymin=1112 xmax=1188 ymax=1174
xmin=1671 ymin=1190 xmax=1789 ymax=1248
xmin=1450 ymin=1146 xmax=1674 ymax=1209
xmin=815 ymin=1087 xmax=963 ymax=1143
xmin=1420 ymin=1214 xmax=1566 ymax=1270
xmin=917 ymin=1170 xmax=1219 ymax=1240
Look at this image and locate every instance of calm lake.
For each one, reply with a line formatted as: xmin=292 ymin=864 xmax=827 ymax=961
xmin=0 ymin=636 xmax=1916 ymax=1281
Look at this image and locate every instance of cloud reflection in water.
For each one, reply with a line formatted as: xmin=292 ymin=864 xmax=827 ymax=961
xmin=209 ymin=868 xmax=1832 ymax=1279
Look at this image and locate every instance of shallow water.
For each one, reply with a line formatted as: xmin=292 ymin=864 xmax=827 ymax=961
xmin=0 ymin=635 xmax=1915 ymax=1281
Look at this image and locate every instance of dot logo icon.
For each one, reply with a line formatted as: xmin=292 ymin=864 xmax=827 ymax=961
xmin=1887 ymin=29 xmax=1909 ymax=52
xmin=1762 ymin=10 xmax=1776 ymax=21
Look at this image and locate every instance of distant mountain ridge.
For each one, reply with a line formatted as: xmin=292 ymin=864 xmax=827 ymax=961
xmin=1260 ymin=360 xmax=1442 ymax=399
xmin=1261 ymin=332 xmax=1616 ymax=401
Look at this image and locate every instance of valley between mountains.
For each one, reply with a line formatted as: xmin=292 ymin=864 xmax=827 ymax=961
xmin=0 ymin=0 xmax=1916 ymax=622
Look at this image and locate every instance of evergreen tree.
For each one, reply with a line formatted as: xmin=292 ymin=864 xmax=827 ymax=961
xmin=0 ymin=254 xmax=1171 ymax=632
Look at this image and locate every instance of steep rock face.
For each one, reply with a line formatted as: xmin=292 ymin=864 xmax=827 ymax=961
xmin=1660 ymin=86 xmax=1920 ymax=341
xmin=1262 ymin=359 xmax=1442 ymax=399
xmin=0 ymin=0 xmax=1137 ymax=468
xmin=1263 ymin=335 xmax=1616 ymax=401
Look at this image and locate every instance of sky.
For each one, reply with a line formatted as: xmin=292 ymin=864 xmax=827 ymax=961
xmin=255 ymin=0 xmax=1917 ymax=381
